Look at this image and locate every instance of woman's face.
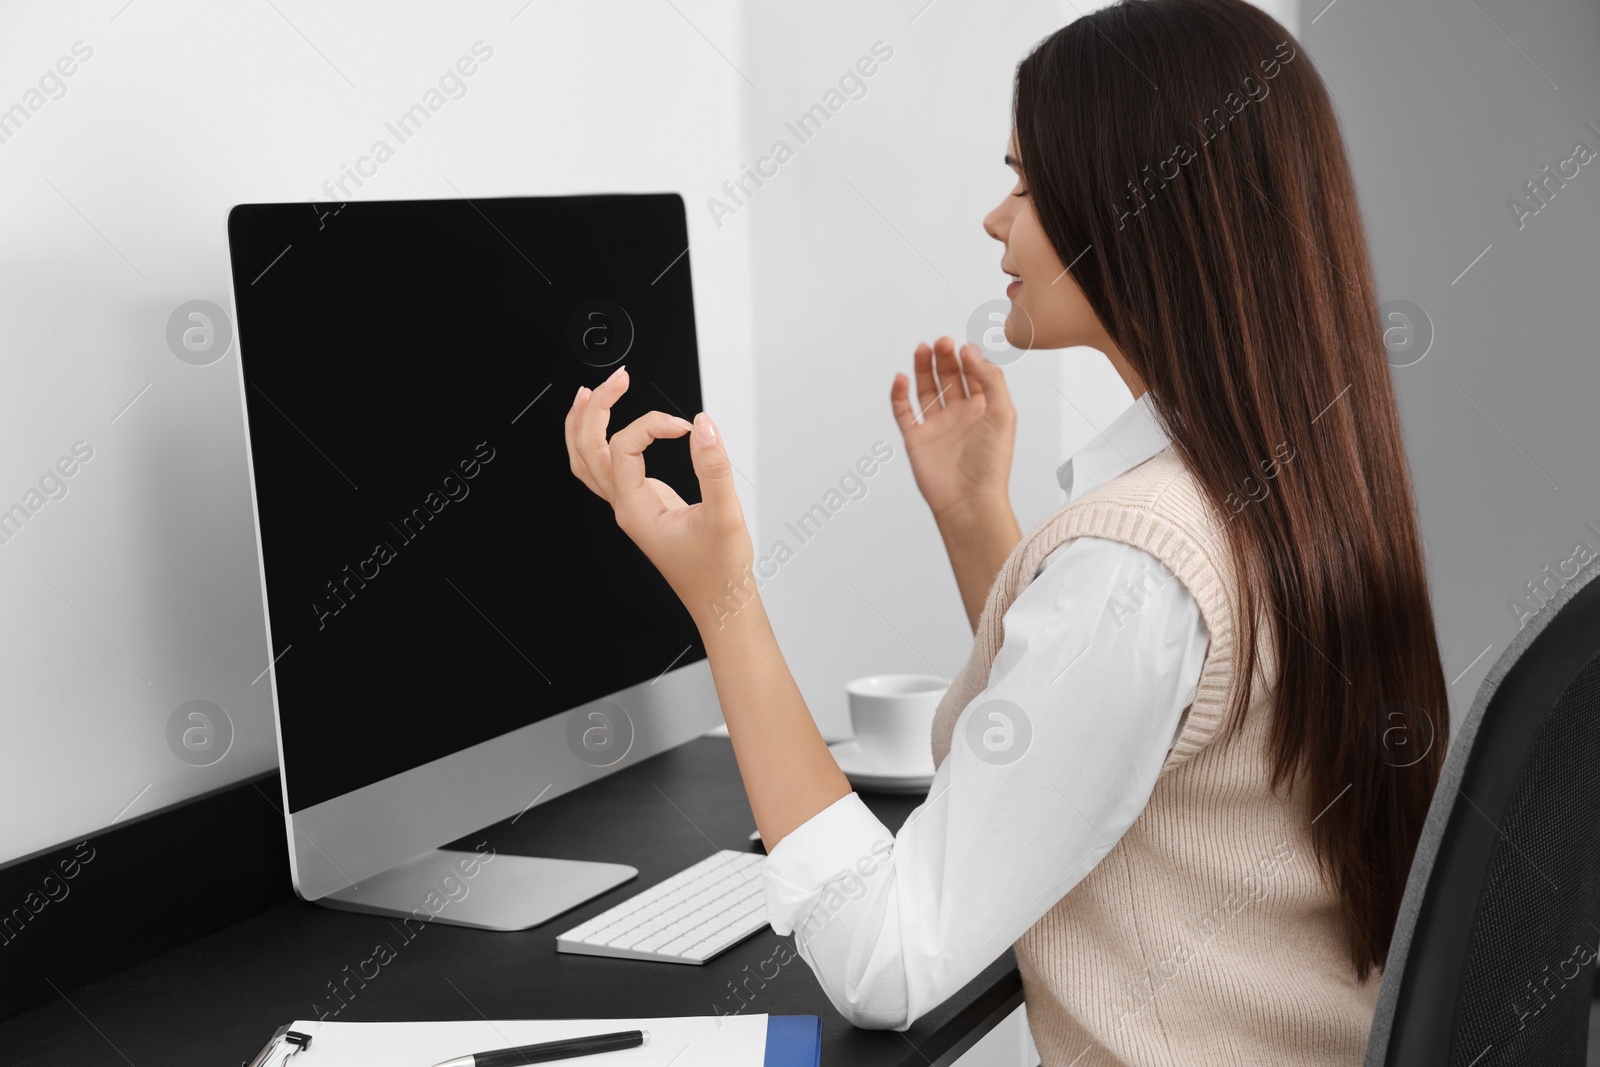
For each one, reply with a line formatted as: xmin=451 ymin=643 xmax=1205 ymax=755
xmin=984 ymin=130 xmax=1110 ymax=352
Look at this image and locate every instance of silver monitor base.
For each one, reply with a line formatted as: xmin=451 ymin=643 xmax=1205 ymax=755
xmin=318 ymin=849 xmax=638 ymax=931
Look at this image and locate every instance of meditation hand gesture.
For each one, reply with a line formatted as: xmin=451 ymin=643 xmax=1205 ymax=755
xmin=564 ymin=366 xmax=752 ymax=628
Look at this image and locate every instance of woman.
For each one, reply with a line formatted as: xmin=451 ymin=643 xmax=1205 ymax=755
xmin=563 ymin=0 xmax=1448 ymax=1062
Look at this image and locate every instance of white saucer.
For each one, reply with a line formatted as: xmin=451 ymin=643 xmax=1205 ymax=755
xmin=829 ymin=739 xmax=935 ymax=795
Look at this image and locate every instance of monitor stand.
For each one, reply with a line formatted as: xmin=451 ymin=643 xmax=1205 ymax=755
xmin=317 ymin=848 xmax=638 ymax=931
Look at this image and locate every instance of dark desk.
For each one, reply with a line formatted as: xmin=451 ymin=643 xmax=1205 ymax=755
xmin=5 ymin=737 xmax=1021 ymax=1066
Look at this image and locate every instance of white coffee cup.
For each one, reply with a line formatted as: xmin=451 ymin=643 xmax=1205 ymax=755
xmin=846 ymin=674 xmax=948 ymax=771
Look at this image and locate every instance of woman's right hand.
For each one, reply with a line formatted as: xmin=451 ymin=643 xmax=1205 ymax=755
xmin=890 ymin=336 xmax=1017 ymax=529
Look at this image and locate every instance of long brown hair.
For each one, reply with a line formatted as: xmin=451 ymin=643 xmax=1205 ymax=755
xmin=1014 ymin=0 xmax=1447 ymax=979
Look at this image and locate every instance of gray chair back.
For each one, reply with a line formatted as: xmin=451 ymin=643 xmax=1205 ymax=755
xmin=1366 ymin=553 xmax=1600 ymax=1066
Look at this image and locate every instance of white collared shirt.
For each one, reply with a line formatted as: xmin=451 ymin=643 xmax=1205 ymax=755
xmin=760 ymin=392 xmax=1210 ymax=1030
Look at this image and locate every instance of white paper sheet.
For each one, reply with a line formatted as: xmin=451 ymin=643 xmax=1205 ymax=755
xmin=277 ymin=1014 xmax=769 ymax=1067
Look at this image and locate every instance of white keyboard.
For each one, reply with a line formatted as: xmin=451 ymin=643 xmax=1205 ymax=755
xmin=555 ymin=850 xmax=768 ymax=964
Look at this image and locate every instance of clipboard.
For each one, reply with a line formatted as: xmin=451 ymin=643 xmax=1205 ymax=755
xmin=243 ymin=1015 xmax=821 ymax=1066
xmin=246 ymin=1023 xmax=310 ymax=1067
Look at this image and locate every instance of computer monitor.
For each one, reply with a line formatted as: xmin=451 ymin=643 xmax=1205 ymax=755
xmin=226 ymin=193 xmax=722 ymax=930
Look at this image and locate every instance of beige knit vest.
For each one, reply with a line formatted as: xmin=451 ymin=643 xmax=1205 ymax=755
xmin=930 ymin=445 xmax=1379 ymax=1066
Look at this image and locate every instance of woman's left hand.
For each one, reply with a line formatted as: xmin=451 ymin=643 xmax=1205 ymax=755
xmin=564 ymin=366 xmax=753 ymax=628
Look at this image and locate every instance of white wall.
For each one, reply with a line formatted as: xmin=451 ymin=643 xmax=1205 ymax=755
xmin=0 ymin=0 xmax=756 ymax=862
xmin=740 ymin=1 xmax=1069 ymax=743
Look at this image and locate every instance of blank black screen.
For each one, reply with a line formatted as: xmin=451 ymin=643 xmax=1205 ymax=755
xmin=227 ymin=194 xmax=707 ymax=813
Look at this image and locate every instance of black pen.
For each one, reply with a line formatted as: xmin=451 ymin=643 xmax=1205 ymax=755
xmin=432 ymin=1028 xmax=649 ymax=1067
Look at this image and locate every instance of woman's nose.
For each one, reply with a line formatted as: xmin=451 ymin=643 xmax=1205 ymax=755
xmin=983 ymin=204 xmax=1006 ymax=244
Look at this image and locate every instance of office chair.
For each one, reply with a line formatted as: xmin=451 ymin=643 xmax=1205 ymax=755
xmin=1365 ymin=553 xmax=1600 ymax=1066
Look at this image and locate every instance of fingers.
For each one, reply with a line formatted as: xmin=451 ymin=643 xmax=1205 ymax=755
xmin=568 ymin=372 xmax=736 ymax=540
xmin=565 ymin=386 xmax=601 ymax=494
xmin=912 ymin=342 xmax=938 ymax=416
xmin=688 ymin=412 xmax=741 ymax=522
xmin=574 ymin=365 xmax=630 ymax=494
xmin=890 ymin=372 xmax=918 ymax=435
xmin=608 ymin=410 xmax=694 ymax=504
xmin=902 ymin=336 xmax=987 ymax=428
xmin=931 ymin=336 xmax=965 ymax=405
xmin=960 ymin=345 xmax=1016 ymax=423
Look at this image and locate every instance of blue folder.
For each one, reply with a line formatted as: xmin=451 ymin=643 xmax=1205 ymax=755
xmin=764 ymin=1014 xmax=822 ymax=1067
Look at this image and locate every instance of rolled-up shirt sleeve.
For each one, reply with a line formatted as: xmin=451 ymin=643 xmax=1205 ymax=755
xmin=760 ymin=534 xmax=1210 ymax=1030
